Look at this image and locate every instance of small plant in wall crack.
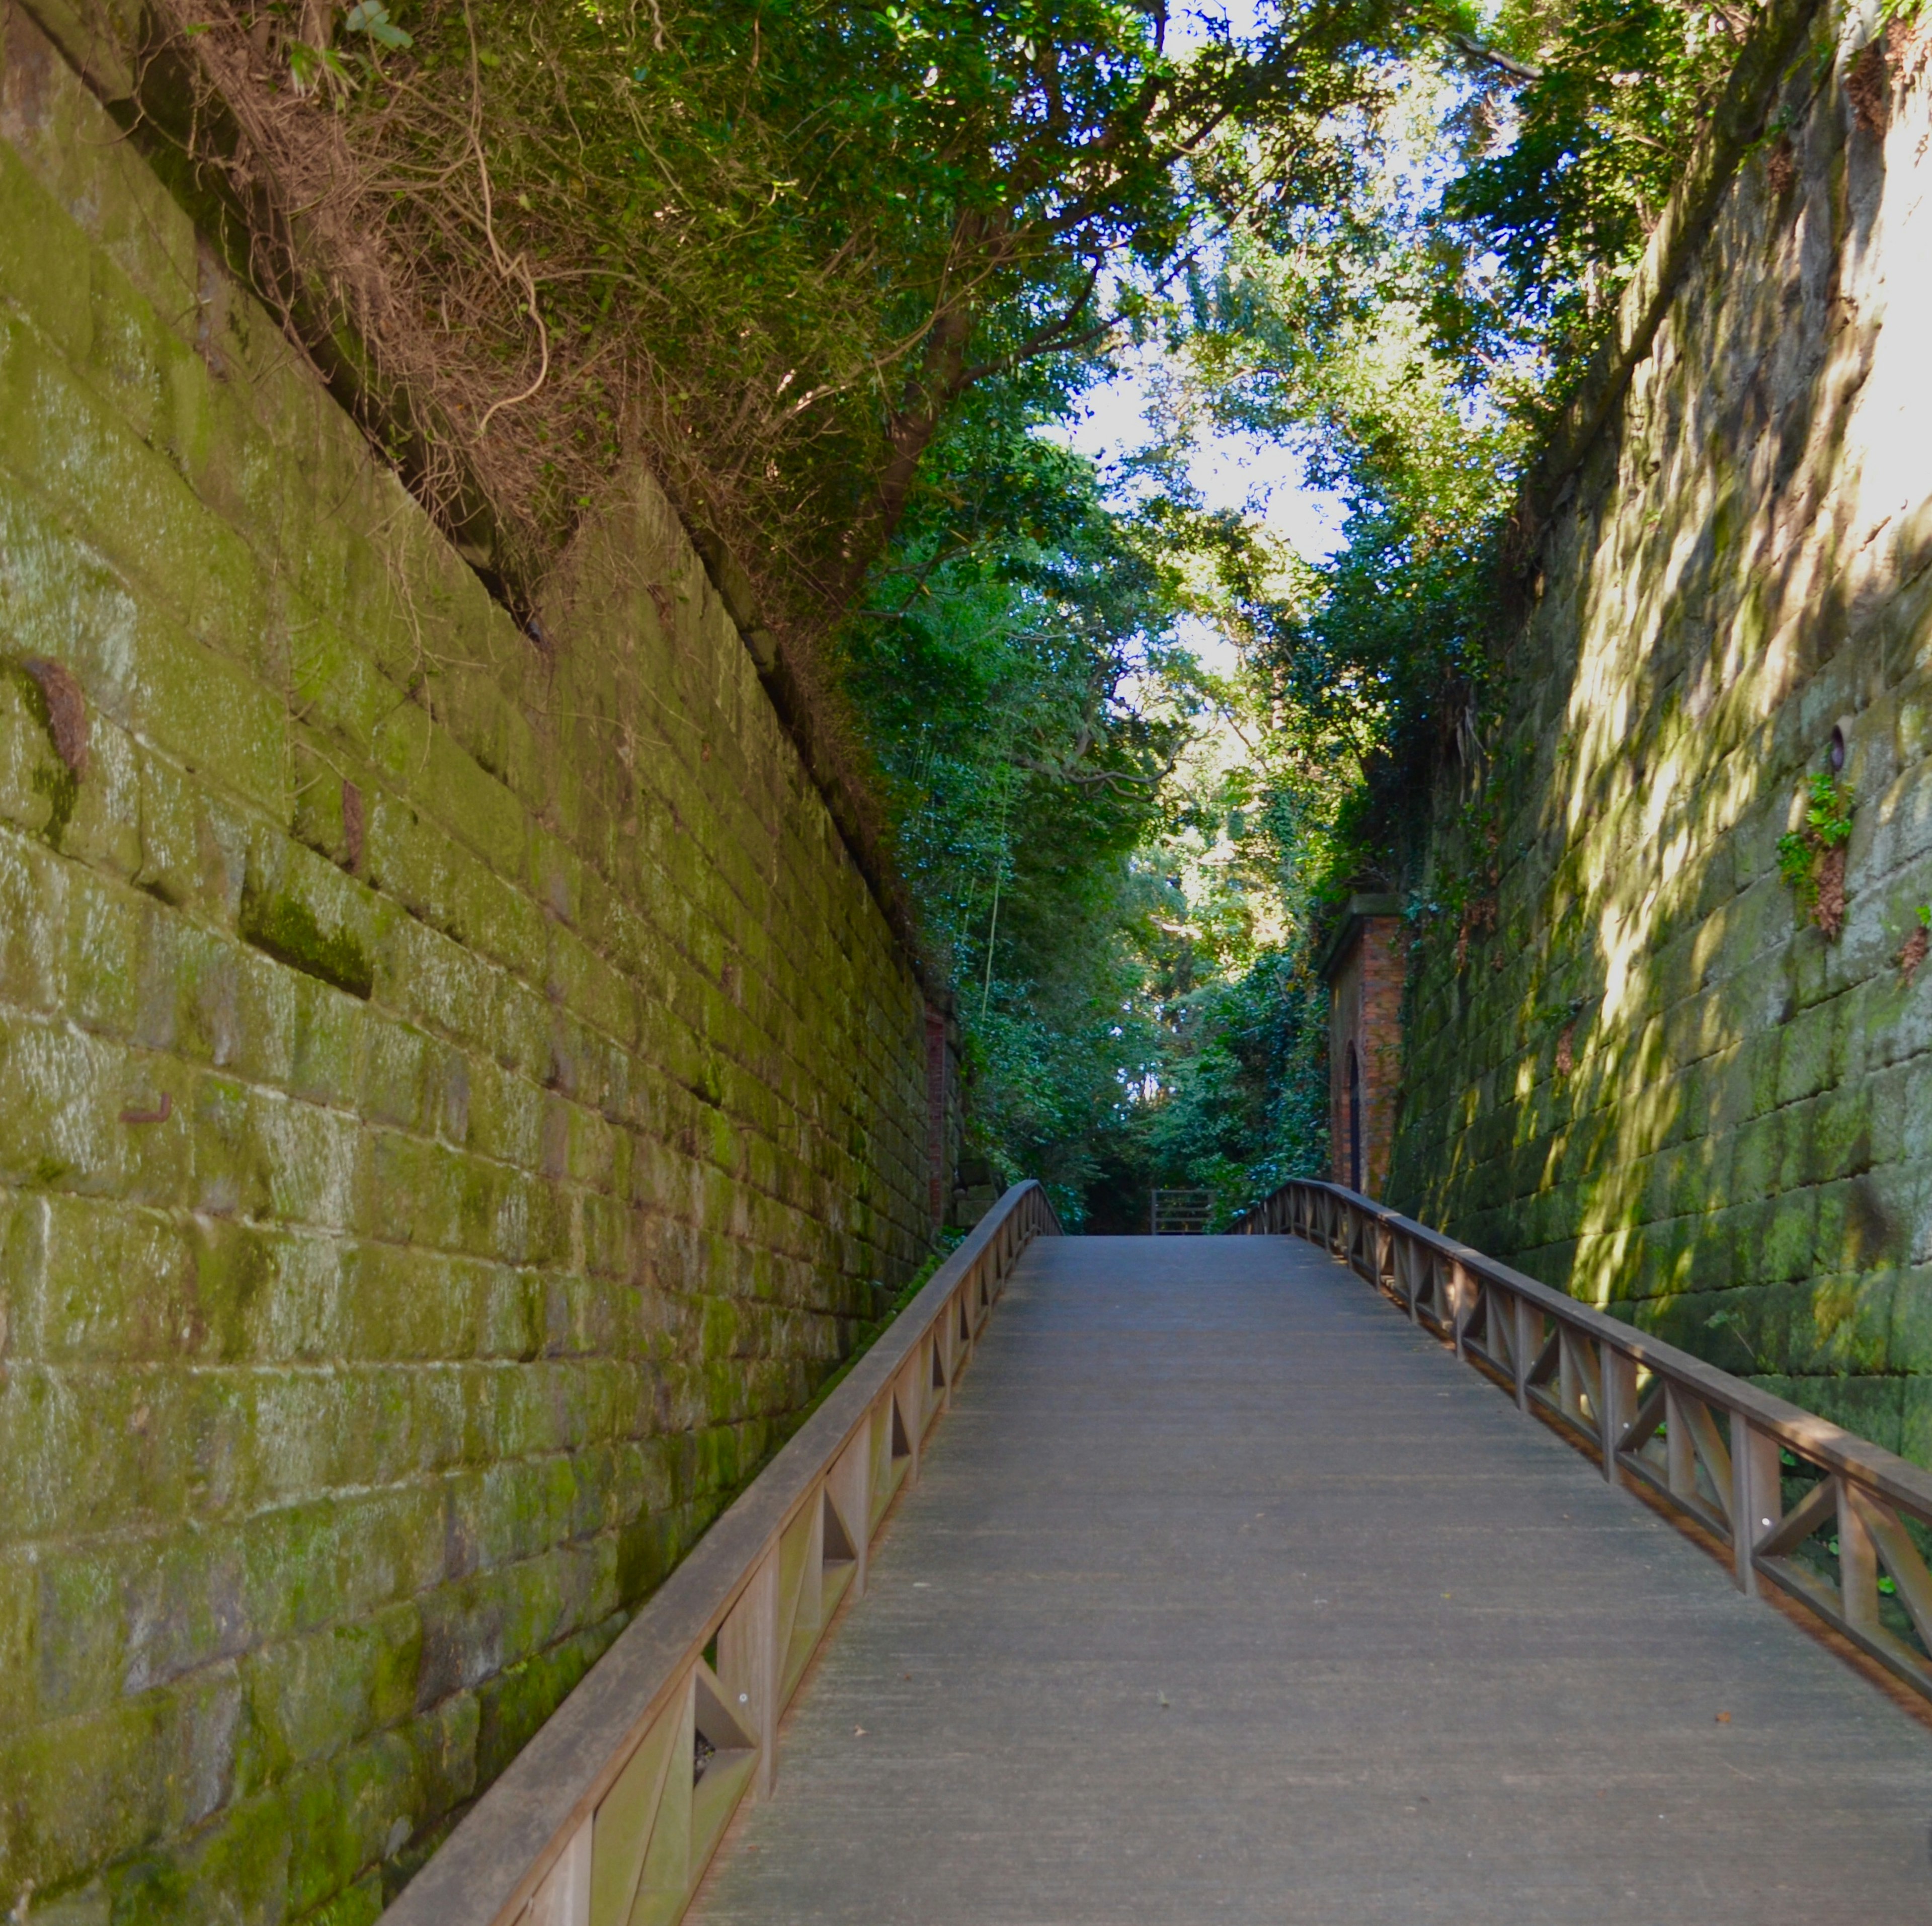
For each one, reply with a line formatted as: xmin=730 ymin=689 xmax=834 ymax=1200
xmin=1776 ymin=770 xmax=1854 ymax=939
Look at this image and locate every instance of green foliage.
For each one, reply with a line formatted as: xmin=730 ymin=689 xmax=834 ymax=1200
xmin=1777 ymin=770 xmax=1854 ymax=889
xmin=846 ymin=373 xmax=1200 ymax=1219
xmin=161 ymin=0 xmax=1782 ymax=1216
xmin=1163 ymin=5 xmax=1768 ymax=931
xmin=1428 ymin=0 xmax=1754 ymax=393
xmin=1182 ymin=233 xmax=1521 ymax=903
xmin=1777 ymin=770 xmax=1854 ymax=926
xmin=1138 ymin=944 xmax=1330 ymax=1221
xmin=1108 ymin=5 xmax=1774 ymax=1218
xmin=162 ymin=0 xmax=1399 ymax=635
xmin=344 ymin=2 xmax=411 ymax=49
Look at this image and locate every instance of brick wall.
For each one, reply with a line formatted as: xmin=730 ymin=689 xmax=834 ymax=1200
xmin=0 ymin=10 xmax=935 ymax=1919
xmin=1390 ymin=3 xmax=1932 ymax=1461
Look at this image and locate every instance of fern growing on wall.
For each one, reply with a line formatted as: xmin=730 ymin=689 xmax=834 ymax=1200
xmin=1776 ymin=770 xmax=1855 ymax=939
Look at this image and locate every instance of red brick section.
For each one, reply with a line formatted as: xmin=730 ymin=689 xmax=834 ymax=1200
xmin=1327 ymin=916 xmax=1407 ymax=1199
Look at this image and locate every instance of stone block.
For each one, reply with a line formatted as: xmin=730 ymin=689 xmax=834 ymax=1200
xmin=1773 ymin=1002 xmax=1836 ymax=1109
xmin=135 ymin=634 xmax=288 ymax=826
xmin=470 ymin=1617 xmax=616 ymax=1791
xmin=288 ymin=625 xmax=393 ymax=759
xmin=0 ymin=661 xmax=75 ymax=847
xmin=413 ymin=1556 xmax=573 ymax=1711
xmin=398 ymin=1691 xmax=482 ymax=1845
xmin=0 ymin=1694 xmax=175 ymax=1906
xmin=119 ymin=1531 xmax=253 ymax=1697
xmin=0 ymin=824 xmax=65 ymax=1013
xmin=240 ymin=1488 xmax=445 ymax=1647
xmin=241 ymin=1603 xmax=422 ymax=1784
xmin=0 ymin=322 xmax=265 ymax=669
xmin=191 ymin=1078 xmax=361 ymax=1231
xmin=0 ymin=1014 xmax=160 ymax=1198
xmin=363 ymin=793 xmax=547 ymax=983
xmin=240 ymin=831 xmax=386 ymax=1006
xmin=130 ymin=749 xmax=204 ymax=912
xmin=0 ymin=1542 xmax=35 ymax=1729
xmin=31 ymin=1191 xmax=198 ymax=1363
xmin=0 ymin=138 xmax=94 ymax=349
xmin=371 ymin=706 xmax=527 ymax=887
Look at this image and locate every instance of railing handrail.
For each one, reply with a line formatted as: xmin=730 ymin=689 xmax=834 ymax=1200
xmin=1239 ymin=1176 xmax=1932 ymax=1705
xmin=1150 ymin=1186 xmax=1215 ymax=1235
xmin=1236 ymin=1178 xmax=1932 ymax=1512
xmin=383 ymin=1181 xmax=1060 ymax=1926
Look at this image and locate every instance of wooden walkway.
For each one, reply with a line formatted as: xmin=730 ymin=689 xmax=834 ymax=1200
xmin=690 ymin=1235 xmax=1932 ymax=1924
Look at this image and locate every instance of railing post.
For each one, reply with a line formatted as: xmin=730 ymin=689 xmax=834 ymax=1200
xmin=1490 ymin=1282 xmax=1515 ymax=1377
xmin=524 ymin=1818 xmax=592 ymax=1926
xmin=1558 ymin=1329 xmax=1581 ymax=1426
xmin=830 ymin=1434 xmax=870 ymax=1600
xmin=1730 ymin=1417 xmax=1779 ymax=1596
xmin=1838 ymin=1476 xmax=1881 ymax=1635
xmin=720 ymin=1546 xmax=781 ymax=1798
xmin=1600 ymin=1346 xmax=1636 ymax=1486
xmin=1664 ymin=1385 xmax=1696 ymax=1505
xmin=1513 ymin=1298 xmax=1536 ymax=1413
xmin=897 ymin=1352 xmax=923 ymax=1489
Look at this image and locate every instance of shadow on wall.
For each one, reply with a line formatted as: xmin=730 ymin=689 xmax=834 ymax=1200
xmin=1392 ymin=11 xmax=1932 ymax=1460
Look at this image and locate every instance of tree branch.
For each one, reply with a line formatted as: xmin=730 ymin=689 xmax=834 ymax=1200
xmin=1447 ymin=32 xmax=1544 ymax=84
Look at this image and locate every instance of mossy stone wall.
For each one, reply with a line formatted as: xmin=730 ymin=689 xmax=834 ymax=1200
xmin=0 ymin=8 xmax=934 ymax=1919
xmin=1392 ymin=5 xmax=1932 ymax=1459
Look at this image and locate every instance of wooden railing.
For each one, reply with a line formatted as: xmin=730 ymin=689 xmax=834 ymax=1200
xmin=382 ymin=1181 xmax=1060 ymax=1926
xmin=1239 ymin=1178 xmax=1932 ymax=1705
xmin=1150 ymin=1187 xmax=1214 ymax=1235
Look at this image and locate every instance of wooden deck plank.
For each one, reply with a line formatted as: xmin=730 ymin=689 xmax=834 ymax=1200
xmin=690 ymin=1235 xmax=1932 ymax=1924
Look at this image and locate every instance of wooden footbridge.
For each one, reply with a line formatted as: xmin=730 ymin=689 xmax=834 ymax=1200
xmin=385 ymin=1184 xmax=1932 ymax=1925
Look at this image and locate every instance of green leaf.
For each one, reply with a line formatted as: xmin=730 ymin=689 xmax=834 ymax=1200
xmin=345 ymin=1 xmax=413 ymax=49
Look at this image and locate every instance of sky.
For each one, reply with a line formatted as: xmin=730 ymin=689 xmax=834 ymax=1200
xmin=1046 ymin=349 xmax=1348 ymax=678
xmin=1059 ymin=354 xmax=1347 ymax=547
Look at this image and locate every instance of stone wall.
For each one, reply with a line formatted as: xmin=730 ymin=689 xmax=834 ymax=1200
xmin=0 ymin=9 xmax=937 ymax=1919
xmin=1391 ymin=1 xmax=1932 ymax=1459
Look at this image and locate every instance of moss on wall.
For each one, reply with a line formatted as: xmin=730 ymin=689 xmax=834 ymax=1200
xmin=0 ymin=660 xmax=78 ymax=849
xmin=0 ymin=7 xmax=937 ymax=1919
xmin=236 ymin=887 xmax=374 ymax=1002
xmin=1391 ymin=4 xmax=1932 ymax=1463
